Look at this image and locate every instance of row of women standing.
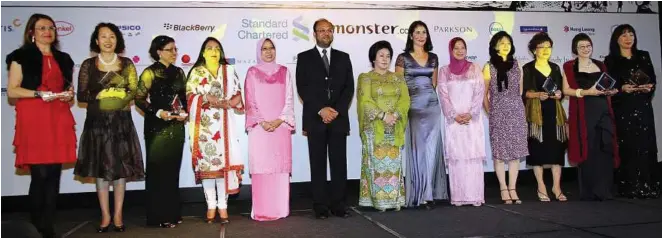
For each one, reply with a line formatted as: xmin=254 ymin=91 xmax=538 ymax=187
xmin=6 ymin=13 xmax=294 ymax=237
xmin=357 ymin=20 xmax=660 ymax=212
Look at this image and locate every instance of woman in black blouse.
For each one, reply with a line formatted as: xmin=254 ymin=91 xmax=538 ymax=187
xmin=604 ymin=24 xmax=659 ymax=199
xmin=136 ymin=35 xmax=188 ymax=228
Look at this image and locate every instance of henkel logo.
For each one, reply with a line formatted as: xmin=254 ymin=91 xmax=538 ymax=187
xmin=292 ymin=16 xmax=309 ymax=41
xmin=55 ymin=21 xmax=74 ymax=36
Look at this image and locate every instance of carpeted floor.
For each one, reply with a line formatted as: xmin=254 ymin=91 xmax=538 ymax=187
xmin=2 ymin=182 xmax=662 ymax=238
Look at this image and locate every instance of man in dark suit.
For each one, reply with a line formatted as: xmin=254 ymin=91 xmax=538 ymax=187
xmin=295 ymin=18 xmax=354 ymax=219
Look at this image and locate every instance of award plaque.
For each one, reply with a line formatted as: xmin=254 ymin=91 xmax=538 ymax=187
xmin=629 ymin=69 xmax=651 ymax=86
xmin=542 ymin=77 xmax=558 ymax=96
xmin=595 ymin=72 xmax=616 ymax=91
xmin=170 ymin=95 xmax=188 ymax=117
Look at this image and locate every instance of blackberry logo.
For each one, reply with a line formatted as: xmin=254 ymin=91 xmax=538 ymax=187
xmin=163 ymin=23 xmax=215 ymax=32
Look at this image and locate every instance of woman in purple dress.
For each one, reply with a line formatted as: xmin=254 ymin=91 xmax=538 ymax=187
xmin=483 ymin=31 xmax=529 ymax=204
xmin=395 ymin=21 xmax=448 ymax=209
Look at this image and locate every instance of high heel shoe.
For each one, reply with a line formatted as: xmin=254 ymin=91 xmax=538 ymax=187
xmin=537 ymin=190 xmax=551 ymax=202
xmin=96 ymin=225 xmax=110 ymax=233
xmin=159 ymin=223 xmax=176 ymax=228
xmin=219 ymin=209 xmax=230 ymax=224
xmin=509 ymin=189 xmax=522 ymax=204
xmin=112 ymin=224 xmax=126 ymax=232
xmin=205 ymin=209 xmax=216 ymax=223
xmin=553 ymin=190 xmax=568 ymax=202
xmin=500 ymin=189 xmax=513 ymax=204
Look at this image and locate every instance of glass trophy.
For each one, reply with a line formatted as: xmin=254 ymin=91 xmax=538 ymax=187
xmin=99 ymin=71 xmax=122 ymax=87
xmin=595 ymin=72 xmax=616 ymax=91
xmin=629 ymin=69 xmax=651 ymax=86
xmin=542 ymin=77 xmax=558 ymax=96
xmin=170 ymin=95 xmax=188 ymax=117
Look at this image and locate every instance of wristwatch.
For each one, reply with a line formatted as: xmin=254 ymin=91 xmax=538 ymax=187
xmin=34 ymin=91 xmax=42 ymax=98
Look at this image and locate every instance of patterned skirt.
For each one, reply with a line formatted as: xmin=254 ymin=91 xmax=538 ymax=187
xmin=74 ymin=110 xmax=145 ymax=181
xmin=359 ymin=131 xmax=405 ymax=210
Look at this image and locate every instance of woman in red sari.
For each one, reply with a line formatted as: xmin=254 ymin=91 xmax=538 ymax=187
xmin=5 ymin=13 xmax=76 ymax=238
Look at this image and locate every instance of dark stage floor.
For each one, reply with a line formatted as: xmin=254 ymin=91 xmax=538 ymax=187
xmin=2 ymin=182 xmax=662 ymax=238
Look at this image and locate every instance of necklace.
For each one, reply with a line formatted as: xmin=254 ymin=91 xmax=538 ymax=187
xmin=98 ymin=53 xmax=117 ymax=66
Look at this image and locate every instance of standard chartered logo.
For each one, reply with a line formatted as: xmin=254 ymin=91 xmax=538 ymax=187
xmin=237 ymin=17 xmax=310 ymax=41
xmin=163 ymin=23 xmax=215 ymax=32
xmin=238 ymin=19 xmax=288 ymax=40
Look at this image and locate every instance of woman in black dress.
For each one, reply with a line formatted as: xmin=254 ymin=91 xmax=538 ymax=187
xmin=136 ymin=35 xmax=187 ymax=228
xmin=522 ymin=32 xmax=568 ymax=202
xmin=604 ymin=24 xmax=659 ymax=199
xmin=563 ymin=33 xmax=619 ymax=201
xmin=74 ymin=23 xmax=145 ymax=232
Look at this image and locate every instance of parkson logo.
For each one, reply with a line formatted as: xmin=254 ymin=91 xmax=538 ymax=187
xmin=163 ymin=23 xmax=215 ymax=32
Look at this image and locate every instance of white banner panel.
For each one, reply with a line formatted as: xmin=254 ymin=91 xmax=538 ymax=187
xmin=1 ymin=7 xmax=660 ymax=196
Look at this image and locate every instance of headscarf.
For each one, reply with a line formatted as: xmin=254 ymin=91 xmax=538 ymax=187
xmin=448 ymin=37 xmax=471 ymax=75
xmin=254 ymin=38 xmax=280 ymax=76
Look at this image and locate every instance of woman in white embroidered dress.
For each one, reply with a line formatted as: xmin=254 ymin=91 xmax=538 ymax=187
xmin=186 ymin=37 xmax=244 ymax=224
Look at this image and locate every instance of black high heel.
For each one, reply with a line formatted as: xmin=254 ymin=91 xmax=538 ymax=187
xmin=159 ymin=223 xmax=176 ymax=228
xmin=96 ymin=225 xmax=110 ymax=233
xmin=113 ymin=224 xmax=126 ymax=232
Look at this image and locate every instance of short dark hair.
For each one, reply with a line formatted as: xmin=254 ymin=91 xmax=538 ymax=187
xmin=149 ymin=35 xmax=175 ymax=61
xmin=368 ymin=40 xmax=393 ymax=68
xmin=313 ymin=18 xmax=332 ymax=32
xmin=404 ymin=21 xmax=433 ymax=53
xmin=571 ymin=33 xmax=593 ymax=55
xmin=89 ymin=22 xmax=126 ymax=53
xmin=527 ymin=32 xmax=553 ymax=58
xmin=608 ymin=24 xmax=638 ymax=57
xmin=23 ymin=13 xmax=60 ymax=49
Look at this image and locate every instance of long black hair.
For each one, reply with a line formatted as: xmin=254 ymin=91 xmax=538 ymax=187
xmin=489 ymin=31 xmax=516 ymax=92
xmin=608 ymin=24 xmax=638 ymax=58
xmin=188 ymin=37 xmax=228 ymax=78
xmin=403 ymin=21 xmax=433 ymax=53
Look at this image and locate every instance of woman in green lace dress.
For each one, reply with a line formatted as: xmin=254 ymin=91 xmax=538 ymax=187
xmin=358 ymin=41 xmax=410 ymax=211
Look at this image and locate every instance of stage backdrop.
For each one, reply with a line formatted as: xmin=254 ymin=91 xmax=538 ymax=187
xmin=2 ymin=6 xmax=661 ymax=196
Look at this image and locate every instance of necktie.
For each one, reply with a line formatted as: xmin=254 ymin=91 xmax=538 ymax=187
xmin=322 ymin=49 xmax=330 ymax=74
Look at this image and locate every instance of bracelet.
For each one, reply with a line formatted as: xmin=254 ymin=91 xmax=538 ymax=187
xmin=575 ymin=89 xmax=584 ymax=98
xmin=380 ymin=112 xmax=386 ymax=120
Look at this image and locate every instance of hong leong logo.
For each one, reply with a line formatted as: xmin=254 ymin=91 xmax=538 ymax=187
xmin=563 ymin=26 xmax=595 ymax=35
xmin=520 ymin=26 xmax=548 ymax=33
xmin=163 ymin=23 xmax=215 ymax=32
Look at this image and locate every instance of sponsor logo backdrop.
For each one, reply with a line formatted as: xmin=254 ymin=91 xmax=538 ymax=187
xmin=2 ymin=7 xmax=660 ymax=196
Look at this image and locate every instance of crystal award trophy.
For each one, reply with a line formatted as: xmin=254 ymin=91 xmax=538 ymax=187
xmin=594 ymin=72 xmax=616 ymax=91
xmin=542 ymin=77 xmax=558 ymax=96
xmin=629 ymin=69 xmax=651 ymax=86
xmin=170 ymin=95 xmax=188 ymax=117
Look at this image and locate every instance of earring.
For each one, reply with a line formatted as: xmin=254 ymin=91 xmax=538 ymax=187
xmin=31 ymin=36 xmax=35 ymax=43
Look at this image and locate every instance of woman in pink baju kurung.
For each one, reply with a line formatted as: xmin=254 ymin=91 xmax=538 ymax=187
xmin=437 ymin=37 xmax=487 ymax=206
xmin=245 ymin=38 xmax=295 ymax=221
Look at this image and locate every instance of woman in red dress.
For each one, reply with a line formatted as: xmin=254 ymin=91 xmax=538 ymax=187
xmin=5 ymin=13 xmax=76 ymax=238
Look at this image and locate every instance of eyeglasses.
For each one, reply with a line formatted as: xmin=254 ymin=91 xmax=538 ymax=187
xmin=35 ymin=26 xmax=56 ymax=32
xmin=162 ymin=47 xmax=178 ymax=53
xmin=577 ymin=45 xmax=593 ymax=50
xmin=536 ymin=46 xmax=552 ymax=50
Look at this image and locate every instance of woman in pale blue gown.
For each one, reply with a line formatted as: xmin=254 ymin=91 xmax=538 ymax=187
xmin=395 ymin=21 xmax=448 ymax=208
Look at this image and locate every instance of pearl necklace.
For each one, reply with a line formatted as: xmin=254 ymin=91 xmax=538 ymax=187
xmin=98 ymin=53 xmax=117 ymax=66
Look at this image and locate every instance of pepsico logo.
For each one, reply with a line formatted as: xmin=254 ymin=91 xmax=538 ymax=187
xmin=55 ymin=21 xmax=74 ymax=36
